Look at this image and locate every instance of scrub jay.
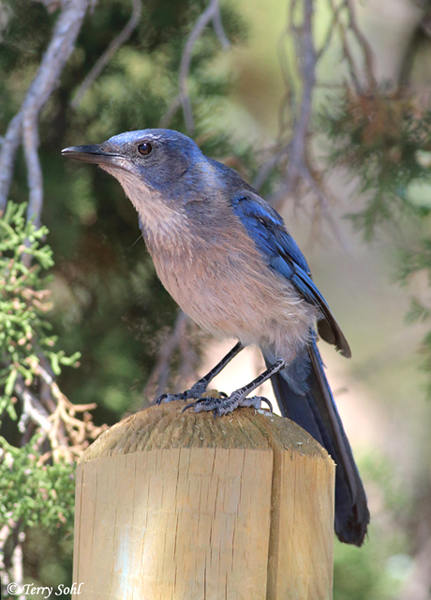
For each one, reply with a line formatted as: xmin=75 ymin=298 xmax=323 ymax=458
xmin=62 ymin=128 xmax=369 ymax=546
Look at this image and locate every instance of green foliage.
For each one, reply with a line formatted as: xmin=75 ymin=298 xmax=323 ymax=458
xmin=392 ymin=200 xmax=431 ymax=394
xmin=0 ymin=203 xmax=99 ymax=592
xmin=0 ymin=434 xmax=75 ymax=532
xmin=398 ymin=240 xmax=431 ymax=327
xmin=23 ymin=526 xmax=74 ymax=600
xmin=319 ymin=89 xmax=431 ymax=239
xmin=321 ymin=87 xmax=431 ymax=405
xmin=0 ymin=202 xmax=80 ymax=421
xmin=398 ymin=237 xmax=431 ymax=393
xmin=334 ymin=450 xmax=410 ymax=600
xmin=333 ymin=542 xmax=403 ymax=600
xmin=0 ymin=202 xmax=86 ymax=551
xmin=398 ymin=238 xmax=431 ymax=285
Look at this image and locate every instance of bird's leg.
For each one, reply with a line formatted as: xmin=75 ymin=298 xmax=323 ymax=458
xmin=183 ymin=358 xmax=286 ymax=417
xmin=156 ymin=341 xmax=244 ymax=404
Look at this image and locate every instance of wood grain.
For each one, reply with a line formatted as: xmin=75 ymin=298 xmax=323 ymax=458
xmin=73 ymin=401 xmax=335 ymax=600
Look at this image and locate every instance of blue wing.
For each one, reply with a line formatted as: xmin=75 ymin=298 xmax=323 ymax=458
xmin=231 ymin=193 xmax=351 ymax=358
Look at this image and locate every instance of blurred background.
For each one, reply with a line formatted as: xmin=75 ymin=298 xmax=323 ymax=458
xmin=1 ymin=0 xmax=431 ymax=598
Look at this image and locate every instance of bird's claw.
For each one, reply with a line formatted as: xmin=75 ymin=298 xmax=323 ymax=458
xmin=182 ymin=394 xmax=273 ymax=417
xmin=156 ymin=380 xmax=212 ymax=405
xmin=156 ymin=391 xmax=187 ymax=405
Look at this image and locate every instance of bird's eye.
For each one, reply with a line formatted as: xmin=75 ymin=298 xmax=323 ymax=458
xmin=138 ymin=142 xmax=153 ymax=156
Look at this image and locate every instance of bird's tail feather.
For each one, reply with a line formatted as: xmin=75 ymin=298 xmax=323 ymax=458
xmin=264 ymin=341 xmax=369 ymax=546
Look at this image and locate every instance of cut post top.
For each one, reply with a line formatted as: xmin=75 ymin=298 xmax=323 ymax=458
xmin=78 ymin=400 xmax=332 ymax=462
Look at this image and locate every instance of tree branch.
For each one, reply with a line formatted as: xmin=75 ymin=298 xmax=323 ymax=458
xmin=0 ymin=524 xmax=12 ymax=582
xmin=32 ymin=0 xmax=62 ymax=13
xmin=22 ymin=108 xmax=43 ymax=230
xmin=160 ymin=95 xmax=182 ymax=128
xmin=283 ymin=0 xmax=315 ymax=200
xmin=344 ymin=0 xmax=376 ymax=91
xmin=0 ymin=114 xmax=23 ymax=217
xmin=252 ymin=143 xmax=290 ymax=191
xmin=0 ymin=0 xmax=90 ymax=222
xmin=179 ymin=0 xmax=222 ymax=133
xmin=15 ymin=376 xmax=52 ymax=435
xmin=212 ymin=4 xmax=230 ymax=50
xmin=143 ymin=311 xmax=190 ymax=403
xmin=316 ymin=0 xmax=346 ymax=60
xmin=265 ymin=0 xmax=348 ymax=245
xmin=11 ymin=530 xmax=26 ymax=600
xmin=71 ymin=0 xmax=142 ymax=109
xmin=326 ymin=0 xmax=376 ymax=94
xmin=161 ymin=0 xmax=229 ymax=133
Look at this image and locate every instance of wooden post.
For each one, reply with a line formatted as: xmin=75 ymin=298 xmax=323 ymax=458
xmin=73 ymin=400 xmax=335 ymax=600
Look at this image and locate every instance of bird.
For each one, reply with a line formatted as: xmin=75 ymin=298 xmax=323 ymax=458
xmin=62 ymin=128 xmax=369 ymax=546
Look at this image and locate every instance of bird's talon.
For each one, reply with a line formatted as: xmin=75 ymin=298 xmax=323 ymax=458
xmin=260 ymin=397 xmax=273 ymax=412
xmin=156 ymin=393 xmax=167 ymax=405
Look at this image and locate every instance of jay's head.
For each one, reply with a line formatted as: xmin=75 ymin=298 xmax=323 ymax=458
xmin=62 ymin=129 xmax=206 ymax=197
xmin=62 ymin=129 xmax=247 ymax=236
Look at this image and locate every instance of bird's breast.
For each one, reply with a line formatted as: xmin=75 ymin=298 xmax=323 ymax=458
xmin=147 ymin=228 xmax=318 ymax=361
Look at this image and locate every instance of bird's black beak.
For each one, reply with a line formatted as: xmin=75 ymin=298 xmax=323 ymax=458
xmin=61 ymin=144 xmax=120 ymax=164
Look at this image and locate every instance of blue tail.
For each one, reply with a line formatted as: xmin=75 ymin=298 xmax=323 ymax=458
xmin=264 ymin=341 xmax=369 ymax=546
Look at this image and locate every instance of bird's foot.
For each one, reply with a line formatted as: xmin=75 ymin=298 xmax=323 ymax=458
xmin=183 ymin=392 xmax=273 ymax=417
xmin=156 ymin=391 xmax=187 ymax=404
xmin=156 ymin=379 xmax=209 ymax=405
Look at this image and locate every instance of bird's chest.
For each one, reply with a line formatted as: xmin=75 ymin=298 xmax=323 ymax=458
xmin=148 ymin=234 xmax=263 ymax=338
xmin=152 ymin=243 xmax=233 ymax=315
xmin=145 ymin=227 xmax=315 ymax=354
